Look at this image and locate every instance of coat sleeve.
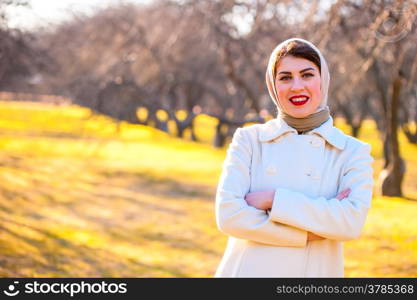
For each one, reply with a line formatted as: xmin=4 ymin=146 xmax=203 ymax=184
xmin=215 ymin=127 xmax=308 ymax=247
xmin=268 ymin=143 xmax=374 ymax=241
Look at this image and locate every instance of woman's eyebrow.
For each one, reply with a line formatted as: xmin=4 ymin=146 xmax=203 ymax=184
xmin=278 ymin=67 xmax=315 ymax=75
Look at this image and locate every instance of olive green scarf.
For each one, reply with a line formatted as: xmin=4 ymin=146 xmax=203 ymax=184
xmin=279 ymin=106 xmax=330 ymax=133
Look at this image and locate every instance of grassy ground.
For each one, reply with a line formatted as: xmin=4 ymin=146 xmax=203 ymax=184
xmin=0 ymin=100 xmax=416 ymax=277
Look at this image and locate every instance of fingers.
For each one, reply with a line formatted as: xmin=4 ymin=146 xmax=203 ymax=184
xmin=336 ymin=190 xmax=348 ymax=200
xmin=336 ymin=188 xmax=351 ymax=200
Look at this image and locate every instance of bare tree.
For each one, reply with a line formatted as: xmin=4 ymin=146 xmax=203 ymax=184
xmin=36 ymin=0 xmax=417 ymax=186
xmin=0 ymin=0 xmax=50 ymax=92
xmin=320 ymin=0 xmax=416 ymax=197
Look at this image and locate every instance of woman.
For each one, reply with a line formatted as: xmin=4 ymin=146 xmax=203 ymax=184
xmin=214 ymin=38 xmax=374 ymax=277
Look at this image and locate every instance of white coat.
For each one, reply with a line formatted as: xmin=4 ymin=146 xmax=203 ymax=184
xmin=214 ymin=116 xmax=374 ymax=277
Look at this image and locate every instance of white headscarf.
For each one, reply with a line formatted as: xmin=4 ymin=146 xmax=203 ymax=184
xmin=265 ymin=38 xmax=330 ymax=116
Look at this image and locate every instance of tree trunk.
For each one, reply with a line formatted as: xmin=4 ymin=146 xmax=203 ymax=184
xmin=172 ymin=111 xmax=196 ymax=139
xmin=378 ymin=75 xmax=405 ymax=197
xmin=214 ymin=121 xmax=227 ymax=148
xmin=351 ymin=125 xmax=360 ymax=138
xmin=190 ymin=118 xmax=198 ymax=142
xmin=176 ymin=124 xmax=186 ymax=138
xmin=147 ymin=107 xmax=169 ymax=133
xmin=382 ymin=135 xmax=391 ymax=168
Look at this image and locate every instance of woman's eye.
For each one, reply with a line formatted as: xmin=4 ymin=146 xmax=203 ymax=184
xmin=279 ymin=73 xmax=313 ymax=81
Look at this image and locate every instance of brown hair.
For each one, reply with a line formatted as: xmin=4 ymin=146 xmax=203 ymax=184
xmin=272 ymin=40 xmax=321 ymax=80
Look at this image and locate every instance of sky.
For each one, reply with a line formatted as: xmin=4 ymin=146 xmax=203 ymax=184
xmin=6 ymin=0 xmax=151 ymax=30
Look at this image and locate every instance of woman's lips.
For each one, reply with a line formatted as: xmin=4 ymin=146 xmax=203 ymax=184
xmin=289 ymin=96 xmax=309 ymax=106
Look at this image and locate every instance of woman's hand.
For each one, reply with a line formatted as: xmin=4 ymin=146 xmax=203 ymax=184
xmin=244 ymin=190 xmax=275 ymax=210
xmin=245 ymin=188 xmax=351 ymax=240
xmin=336 ymin=188 xmax=351 ymax=200
xmin=308 ymin=188 xmax=351 ymax=241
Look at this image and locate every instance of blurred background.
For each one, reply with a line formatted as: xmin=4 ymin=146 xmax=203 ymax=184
xmin=0 ymin=0 xmax=416 ymax=277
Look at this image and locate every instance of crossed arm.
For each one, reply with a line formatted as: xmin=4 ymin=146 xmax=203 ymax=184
xmin=215 ymin=128 xmax=374 ymax=247
xmin=244 ymin=188 xmax=351 ymax=241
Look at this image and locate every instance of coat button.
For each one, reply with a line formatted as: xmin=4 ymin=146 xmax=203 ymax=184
xmin=305 ymin=170 xmax=320 ymax=180
xmin=266 ymin=166 xmax=277 ymax=174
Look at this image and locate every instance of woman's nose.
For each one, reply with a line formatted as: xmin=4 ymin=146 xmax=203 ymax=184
xmin=290 ymin=77 xmax=304 ymax=91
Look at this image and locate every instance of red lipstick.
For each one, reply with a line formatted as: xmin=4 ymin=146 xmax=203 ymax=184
xmin=289 ymin=95 xmax=310 ymax=106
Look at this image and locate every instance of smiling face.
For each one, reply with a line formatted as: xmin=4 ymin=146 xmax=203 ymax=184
xmin=274 ymin=55 xmax=321 ymax=118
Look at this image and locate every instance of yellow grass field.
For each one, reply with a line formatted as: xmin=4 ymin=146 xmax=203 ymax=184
xmin=0 ymin=100 xmax=416 ymax=277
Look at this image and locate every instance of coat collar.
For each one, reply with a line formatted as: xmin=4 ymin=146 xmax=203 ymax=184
xmin=258 ymin=116 xmax=347 ymax=150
